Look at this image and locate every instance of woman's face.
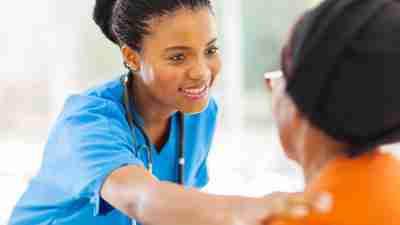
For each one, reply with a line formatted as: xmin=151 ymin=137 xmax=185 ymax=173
xmin=131 ymin=7 xmax=221 ymax=114
xmin=265 ymin=73 xmax=300 ymax=161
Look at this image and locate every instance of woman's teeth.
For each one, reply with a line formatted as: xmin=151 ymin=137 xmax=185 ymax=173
xmin=181 ymin=85 xmax=209 ymax=99
xmin=182 ymin=85 xmax=206 ymax=94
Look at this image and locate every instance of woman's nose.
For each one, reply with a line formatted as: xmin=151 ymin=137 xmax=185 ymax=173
xmin=265 ymin=78 xmax=273 ymax=91
xmin=188 ymin=59 xmax=211 ymax=80
xmin=264 ymin=70 xmax=283 ymax=91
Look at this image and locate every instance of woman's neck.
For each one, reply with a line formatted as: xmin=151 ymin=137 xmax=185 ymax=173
xmin=130 ymin=75 xmax=176 ymax=128
xmin=297 ymin=126 xmax=349 ymax=184
xmin=129 ymin=75 xmax=177 ymax=151
xmin=302 ymin=145 xmax=345 ymax=184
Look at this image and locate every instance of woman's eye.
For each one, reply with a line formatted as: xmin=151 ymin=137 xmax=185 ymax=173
xmin=169 ymin=54 xmax=185 ymax=62
xmin=206 ymin=46 xmax=219 ymax=56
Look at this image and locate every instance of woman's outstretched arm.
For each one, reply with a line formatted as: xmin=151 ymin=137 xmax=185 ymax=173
xmin=101 ymin=165 xmax=316 ymax=225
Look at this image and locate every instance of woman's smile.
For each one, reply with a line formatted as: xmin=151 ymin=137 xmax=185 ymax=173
xmin=179 ymin=81 xmax=210 ymax=100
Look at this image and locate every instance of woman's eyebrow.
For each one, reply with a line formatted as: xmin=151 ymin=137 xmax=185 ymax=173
xmin=207 ymin=38 xmax=217 ymax=46
xmin=164 ymin=38 xmax=218 ymax=52
xmin=165 ymin=46 xmax=191 ymax=52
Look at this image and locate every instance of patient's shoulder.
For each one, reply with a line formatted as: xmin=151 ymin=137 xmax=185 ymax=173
xmin=269 ymin=152 xmax=400 ymax=225
xmin=310 ymin=151 xmax=400 ymax=193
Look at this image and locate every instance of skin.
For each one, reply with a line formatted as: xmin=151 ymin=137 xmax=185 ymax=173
xmin=263 ymin=19 xmax=352 ymax=183
xmin=101 ymin=7 xmax=323 ymax=225
xmin=266 ymin=75 xmax=357 ymax=183
xmin=264 ymin=64 xmax=387 ymax=225
xmin=122 ymin=8 xmax=221 ymax=150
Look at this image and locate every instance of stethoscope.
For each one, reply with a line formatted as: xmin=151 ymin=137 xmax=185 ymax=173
xmin=121 ymin=74 xmax=185 ymax=185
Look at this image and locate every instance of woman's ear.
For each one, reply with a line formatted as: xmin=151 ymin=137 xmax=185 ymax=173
xmin=121 ymin=45 xmax=141 ymax=72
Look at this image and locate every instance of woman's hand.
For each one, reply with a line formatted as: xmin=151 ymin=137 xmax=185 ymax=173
xmin=102 ymin=165 xmax=331 ymax=225
xmin=232 ymin=192 xmax=332 ymax=225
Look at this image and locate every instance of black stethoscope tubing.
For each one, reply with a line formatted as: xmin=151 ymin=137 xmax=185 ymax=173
xmin=121 ymin=74 xmax=185 ymax=185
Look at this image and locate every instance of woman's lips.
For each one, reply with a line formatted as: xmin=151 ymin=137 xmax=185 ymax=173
xmin=180 ymin=84 xmax=209 ymax=100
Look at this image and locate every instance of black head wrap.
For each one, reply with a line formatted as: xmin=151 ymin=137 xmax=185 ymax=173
xmin=283 ymin=0 xmax=400 ymax=155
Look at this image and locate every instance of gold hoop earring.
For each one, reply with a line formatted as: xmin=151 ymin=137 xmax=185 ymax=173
xmin=124 ymin=62 xmax=139 ymax=73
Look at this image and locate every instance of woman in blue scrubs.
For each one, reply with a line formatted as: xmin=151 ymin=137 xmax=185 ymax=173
xmin=8 ymin=1 xmax=321 ymax=225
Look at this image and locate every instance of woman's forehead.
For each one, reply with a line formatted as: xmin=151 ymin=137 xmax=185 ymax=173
xmin=143 ymin=8 xmax=217 ymax=48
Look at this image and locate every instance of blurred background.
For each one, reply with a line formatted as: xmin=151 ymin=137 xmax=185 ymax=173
xmin=0 ymin=0 xmax=324 ymax=223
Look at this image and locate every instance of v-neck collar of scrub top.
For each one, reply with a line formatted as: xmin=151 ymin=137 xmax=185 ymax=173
xmin=127 ymin=96 xmax=179 ymax=155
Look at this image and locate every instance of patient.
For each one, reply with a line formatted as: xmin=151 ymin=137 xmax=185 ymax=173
xmin=263 ymin=0 xmax=400 ymax=225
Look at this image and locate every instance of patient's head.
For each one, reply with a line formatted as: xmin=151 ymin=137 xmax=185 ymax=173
xmin=266 ymin=0 xmax=400 ymax=164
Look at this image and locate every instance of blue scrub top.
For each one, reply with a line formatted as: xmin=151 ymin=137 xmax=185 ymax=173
xmin=8 ymin=76 xmax=218 ymax=225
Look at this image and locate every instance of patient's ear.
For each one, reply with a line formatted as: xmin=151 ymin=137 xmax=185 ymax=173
xmin=274 ymin=91 xmax=305 ymax=162
xmin=289 ymin=99 xmax=307 ymax=160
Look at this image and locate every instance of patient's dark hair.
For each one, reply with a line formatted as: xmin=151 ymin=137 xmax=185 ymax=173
xmin=282 ymin=0 xmax=400 ymax=156
xmin=93 ymin=0 xmax=213 ymax=51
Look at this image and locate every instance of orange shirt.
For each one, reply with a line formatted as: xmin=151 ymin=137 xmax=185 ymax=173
xmin=269 ymin=151 xmax=400 ymax=225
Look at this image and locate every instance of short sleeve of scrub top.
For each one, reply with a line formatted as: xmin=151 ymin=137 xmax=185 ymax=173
xmin=8 ymin=77 xmax=218 ymax=225
xmin=55 ymin=95 xmax=145 ymax=216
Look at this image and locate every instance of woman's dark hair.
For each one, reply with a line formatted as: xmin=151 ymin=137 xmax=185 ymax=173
xmin=93 ymin=0 xmax=213 ymax=51
xmin=282 ymin=0 xmax=400 ymax=156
